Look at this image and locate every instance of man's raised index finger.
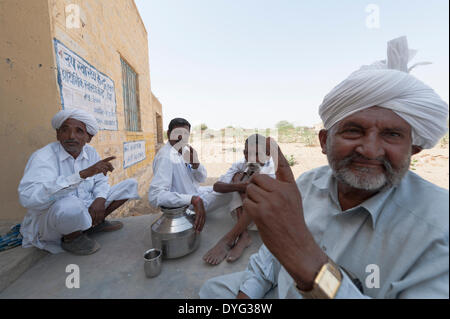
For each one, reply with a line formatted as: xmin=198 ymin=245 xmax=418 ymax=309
xmin=102 ymin=156 xmax=116 ymax=162
xmin=265 ymin=137 xmax=296 ymax=183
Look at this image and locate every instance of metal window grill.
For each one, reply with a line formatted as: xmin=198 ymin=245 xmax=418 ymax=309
xmin=121 ymin=58 xmax=141 ymax=131
xmin=156 ymin=113 xmax=163 ymax=143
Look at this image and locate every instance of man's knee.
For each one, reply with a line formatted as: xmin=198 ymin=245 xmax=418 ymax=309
xmin=109 ymin=178 xmax=139 ymax=202
xmin=120 ymin=178 xmax=138 ymax=190
xmin=48 ymin=196 xmax=91 ymax=234
xmin=199 ymin=277 xmax=224 ymax=299
xmin=199 ymin=273 xmax=242 ymax=299
xmin=51 ymin=197 xmax=85 ymax=219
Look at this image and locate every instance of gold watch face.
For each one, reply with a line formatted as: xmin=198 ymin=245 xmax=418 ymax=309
xmin=298 ymin=260 xmax=342 ymax=299
xmin=318 ymin=267 xmax=341 ymax=298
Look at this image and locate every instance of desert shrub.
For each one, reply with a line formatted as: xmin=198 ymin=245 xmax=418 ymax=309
xmin=276 ymin=121 xmax=294 ymax=130
xmin=410 ymin=158 xmax=419 ymax=171
xmin=285 ymin=154 xmax=297 ymax=166
xmin=299 ymin=128 xmax=319 ymax=147
xmin=276 ymin=121 xmax=296 ymax=142
xmin=440 ymin=133 xmax=449 ymax=148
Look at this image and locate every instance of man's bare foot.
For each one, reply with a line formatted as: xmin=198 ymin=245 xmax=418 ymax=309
xmin=203 ymin=237 xmax=235 ymax=265
xmin=226 ymin=231 xmax=252 ymax=263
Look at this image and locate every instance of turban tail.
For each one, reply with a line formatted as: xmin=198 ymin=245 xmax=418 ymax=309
xmin=51 ymin=108 xmax=99 ymax=136
xmin=319 ymin=36 xmax=448 ymax=149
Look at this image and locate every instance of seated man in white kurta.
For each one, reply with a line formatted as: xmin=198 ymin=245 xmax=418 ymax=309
xmin=18 ymin=109 xmax=139 ymax=255
xmin=202 ymin=134 xmax=276 ymax=265
xmin=148 ymin=118 xmax=242 ymax=233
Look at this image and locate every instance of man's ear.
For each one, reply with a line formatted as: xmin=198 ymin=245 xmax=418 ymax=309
xmin=318 ymin=129 xmax=328 ymax=155
xmin=411 ymin=145 xmax=422 ymax=156
xmin=87 ymin=134 xmax=93 ymax=143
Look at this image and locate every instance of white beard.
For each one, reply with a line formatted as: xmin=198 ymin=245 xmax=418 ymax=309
xmin=326 ymin=142 xmax=411 ymax=192
xmin=333 ymin=166 xmax=389 ymax=191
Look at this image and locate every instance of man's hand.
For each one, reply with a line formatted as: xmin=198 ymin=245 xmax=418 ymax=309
xmin=212 ymin=181 xmax=248 ymax=194
xmin=80 ymin=156 xmax=116 ymax=179
xmin=237 ymin=291 xmax=250 ymax=299
xmin=89 ymin=197 xmax=106 ymax=226
xmin=191 ymin=196 xmax=206 ymax=232
xmin=183 ymin=146 xmax=200 ymax=169
xmin=243 ymin=138 xmax=328 ymax=291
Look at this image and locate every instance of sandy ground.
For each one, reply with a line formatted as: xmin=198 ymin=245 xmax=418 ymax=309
xmin=113 ymin=140 xmax=448 ymax=218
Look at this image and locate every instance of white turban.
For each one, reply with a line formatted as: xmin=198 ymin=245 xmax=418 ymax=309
xmin=51 ymin=108 xmax=99 ymax=136
xmin=319 ymin=36 xmax=448 ymax=149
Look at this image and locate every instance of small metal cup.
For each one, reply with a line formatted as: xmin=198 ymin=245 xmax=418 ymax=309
xmin=144 ymin=248 xmax=162 ymax=278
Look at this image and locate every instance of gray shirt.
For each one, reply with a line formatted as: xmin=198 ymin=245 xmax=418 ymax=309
xmin=239 ymin=166 xmax=449 ymax=298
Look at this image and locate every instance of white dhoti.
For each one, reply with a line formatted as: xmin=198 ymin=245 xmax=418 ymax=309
xmin=37 ymin=179 xmax=139 ymax=253
xmin=197 ymin=187 xmax=257 ymax=231
xmin=197 ymin=186 xmax=243 ymax=214
xmin=199 ymin=271 xmax=278 ymax=299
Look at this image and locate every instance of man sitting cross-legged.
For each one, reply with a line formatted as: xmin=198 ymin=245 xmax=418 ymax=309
xmin=203 ymin=134 xmax=275 ymax=265
xmin=18 ymin=109 xmax=139 ymax=255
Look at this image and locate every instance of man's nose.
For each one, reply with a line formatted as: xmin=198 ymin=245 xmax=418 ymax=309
xmin=69 ymin=129 xmax=76 ymax=139
xmin=355 ymin=133 xmax=385 ymax=159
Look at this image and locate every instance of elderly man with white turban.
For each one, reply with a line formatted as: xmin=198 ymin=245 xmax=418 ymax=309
xmin=18 ymin=108 xmax=139 ymax=255
xmin=199 ymin=36 xmax=449 ymax=299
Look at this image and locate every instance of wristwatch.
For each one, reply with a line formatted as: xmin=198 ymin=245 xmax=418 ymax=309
xmin=297 ymin=258 xmax=343 ymax=299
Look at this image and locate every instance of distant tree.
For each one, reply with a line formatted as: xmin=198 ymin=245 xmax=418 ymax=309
xmin=275 ymin=120 xmax=294 ymax=130
xmin=200 ymin=123 xmax=208 ymax=131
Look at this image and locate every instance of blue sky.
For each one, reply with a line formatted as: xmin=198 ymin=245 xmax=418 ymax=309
xmin=135 ymin=0 xmax=449 ymax=129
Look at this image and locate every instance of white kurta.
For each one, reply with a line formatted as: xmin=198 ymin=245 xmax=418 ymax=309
xmin=18 ymin=142 xmax=139 ymax=253
xmin=148 ymin=142 xmax=241 ymax=213
xmin=217 ymin=157 xmax=276 ymax=230
xmin=199 ymin=166 xmax=449 ymax=299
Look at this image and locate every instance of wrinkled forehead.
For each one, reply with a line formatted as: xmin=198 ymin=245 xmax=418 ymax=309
xmin=60 ymin=118 xmax=87 ymax=131
xmin=333 ymin=106 xmax=412 ymax=133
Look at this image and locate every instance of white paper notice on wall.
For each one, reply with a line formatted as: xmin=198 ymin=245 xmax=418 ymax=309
xmin=123 ymin=140 xmax=146 ymax=168
xmin=54 ymin=38 xmax=118 ymax=131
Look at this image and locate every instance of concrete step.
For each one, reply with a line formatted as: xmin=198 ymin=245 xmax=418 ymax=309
xmin=0 ymin=213 xmax=262 ymax=298
xmin=0 ymin=221 xmax=48 ymax=293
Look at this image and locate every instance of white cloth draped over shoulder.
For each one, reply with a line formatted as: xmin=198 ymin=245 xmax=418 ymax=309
xmin=319 ymin=36 xmax=448 ymax=149
xmin=18 ymin=142 xmax=139 ymax=253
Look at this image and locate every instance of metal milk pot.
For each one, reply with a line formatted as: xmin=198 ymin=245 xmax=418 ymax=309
xmin=151 ymin=205 xmax=201 ymax=259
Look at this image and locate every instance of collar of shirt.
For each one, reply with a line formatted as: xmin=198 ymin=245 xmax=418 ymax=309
xmin=312 ymin=167 xmax=395 ymax=229
xmin=168 ymin=142 xmax=183 ymax=157
xmin=57 ymin=142 xmax=89 ymax=162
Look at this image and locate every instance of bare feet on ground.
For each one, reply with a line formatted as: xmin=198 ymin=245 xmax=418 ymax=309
xmin=203 ymin=237 xmax=234 ymax=265
xmin=226 ymin=230 xmax=252 ymax=263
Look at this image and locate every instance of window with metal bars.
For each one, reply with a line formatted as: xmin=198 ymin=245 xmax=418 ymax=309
xmin=121 ymin=58 xmax=141 ymax=131
xmin=156 ymin=113 xmax=163 ymax=144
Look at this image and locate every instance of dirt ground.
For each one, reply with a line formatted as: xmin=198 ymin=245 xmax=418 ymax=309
xmin=113 ymin=139 xmax=448 ymax=218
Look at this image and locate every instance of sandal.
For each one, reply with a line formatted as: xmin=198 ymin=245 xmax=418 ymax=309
xmin=61 ymin=233 xmax=100 ymax=255
xmin=84 ymin=220 xmax=123 ymax=235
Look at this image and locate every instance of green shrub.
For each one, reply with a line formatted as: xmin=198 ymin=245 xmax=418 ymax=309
xmin=285 ymin=154 xmax=297 ymax=166
xmin=299 ymin=128 xmax=319 ymax=147
xmin=440 ymin=133 xmax=449 ymax=148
